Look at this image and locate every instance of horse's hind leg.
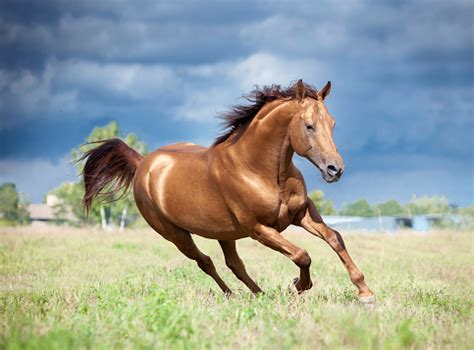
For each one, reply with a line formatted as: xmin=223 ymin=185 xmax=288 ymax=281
xmin=219 ymin=240 xmax=263 ymax=294
xmin=173 ymin=231 xmax=231 ymax=294
xmin=143 ymin=213 xmax=232 ymax=294
xmin=166 ymin=228 xmax=232 ymax=294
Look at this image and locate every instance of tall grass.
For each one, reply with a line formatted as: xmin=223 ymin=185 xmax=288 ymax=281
xmin=1 ymin=227 xmax=472 ymax=349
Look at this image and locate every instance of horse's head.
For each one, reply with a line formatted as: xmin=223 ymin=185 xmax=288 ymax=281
xmin=289 ymin=79 xmax=344 ymax=183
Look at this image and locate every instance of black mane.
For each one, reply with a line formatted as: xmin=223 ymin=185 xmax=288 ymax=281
xmin=213 ymin=81 xmax=319 ymax=146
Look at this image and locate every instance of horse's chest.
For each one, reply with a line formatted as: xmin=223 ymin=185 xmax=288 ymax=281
xmin=219 ymin=167 xmax=307 ymax=232
xmin=275 ymin=191 xmax=306 ymax=229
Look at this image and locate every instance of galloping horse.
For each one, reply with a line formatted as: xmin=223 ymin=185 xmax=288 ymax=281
xmin=81 ymin=79 xmax=374 ymax=305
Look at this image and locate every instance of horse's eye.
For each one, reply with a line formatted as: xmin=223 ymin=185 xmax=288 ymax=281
xmin=305 ymin=124 xmax=314 ymax=131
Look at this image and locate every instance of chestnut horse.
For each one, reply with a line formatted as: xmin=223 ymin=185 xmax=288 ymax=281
xmin=81 ymin=80 xmax=374 ymax=305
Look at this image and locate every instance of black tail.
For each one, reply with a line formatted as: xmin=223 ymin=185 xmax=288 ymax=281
xmin=80 ymin=138 xmax=143 ymax=212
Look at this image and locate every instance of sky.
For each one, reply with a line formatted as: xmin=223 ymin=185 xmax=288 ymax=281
xmin=0 ymin=0 xmax=473 ymax=208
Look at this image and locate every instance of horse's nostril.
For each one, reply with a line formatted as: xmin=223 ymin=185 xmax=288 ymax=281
xmin=327 ymin=165 xmax=339 ymax=177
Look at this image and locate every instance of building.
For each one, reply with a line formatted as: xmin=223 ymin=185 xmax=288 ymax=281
xmin=27 ymin=195 xmax=75 ymax=226
xmin=323 ymin=215 xmax=464 ymax=232
xmin=27 ymin=203 xmax=55 ymax=227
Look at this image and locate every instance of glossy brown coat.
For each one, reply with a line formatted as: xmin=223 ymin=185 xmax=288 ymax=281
xmin=82 ymin=80 xmax=374 ymax=303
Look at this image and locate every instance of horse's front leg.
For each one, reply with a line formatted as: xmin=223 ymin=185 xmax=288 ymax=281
xmin=296 ymin=199 xmax=375 ymax=304
xmin=251 ymin=223 xmax=313 ymax=293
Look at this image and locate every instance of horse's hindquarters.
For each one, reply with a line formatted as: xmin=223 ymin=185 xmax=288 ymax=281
xmin=133 ymin=149 xmax=241 ymax=240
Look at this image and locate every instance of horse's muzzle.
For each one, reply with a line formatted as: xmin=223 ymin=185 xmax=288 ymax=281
xmin=323 ymin=163 xmax=344 ymax=183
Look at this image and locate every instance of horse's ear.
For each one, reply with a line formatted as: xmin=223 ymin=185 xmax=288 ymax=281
xmin=295 ymin=79 xmax=306 ymax=101
xmin=318 ymin=81 xmax=331 ymax=100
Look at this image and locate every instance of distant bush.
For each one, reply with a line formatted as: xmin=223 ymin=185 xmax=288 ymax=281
xmin=374 ymin=199 xmax=404 ymax=216
xmin=308 ymin=190 xmax=335 ymax=215
xmin=0 ymin=183 xmax=29 ymax=225
xmin=339 ymin=199 xmax=373 ymax=217
xmin=405 ymin=195 xmax=451 ymax=215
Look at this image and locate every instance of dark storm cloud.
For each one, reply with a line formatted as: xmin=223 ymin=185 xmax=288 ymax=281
xmin=0 ymin=0 xmax=472 ymax=205
xmin=0 ymin=0 xmax=265 ymax=70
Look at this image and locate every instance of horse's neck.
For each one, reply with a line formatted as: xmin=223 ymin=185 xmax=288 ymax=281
xmin=230 ymin=101 xmax=296 ymax=184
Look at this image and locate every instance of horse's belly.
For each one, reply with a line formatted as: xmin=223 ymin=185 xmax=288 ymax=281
xmin=166 ymin=197 xmax=237 ymax=238
xmin=190 ymin=227 xmax=248 ymax=240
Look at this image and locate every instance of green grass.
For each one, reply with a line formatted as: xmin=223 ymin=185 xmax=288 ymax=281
xmin=0 ymin=227 xmax=472 ymax=349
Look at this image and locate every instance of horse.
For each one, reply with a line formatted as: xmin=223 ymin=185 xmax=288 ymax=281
xmin=81 ymin=79 xmax=374 ymax=305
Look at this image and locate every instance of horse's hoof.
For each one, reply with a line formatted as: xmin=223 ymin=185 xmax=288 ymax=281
xmin=287 ymin=277 xmax=300 ymax=294
xmin=358 ymin=294 xmax=376 ymax=309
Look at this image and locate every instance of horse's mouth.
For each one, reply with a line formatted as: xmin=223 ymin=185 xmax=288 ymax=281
xmin=323 ymin=173 xmax=341 ymax=183
xmin=308 ymin=157 xmax=343 ymax=183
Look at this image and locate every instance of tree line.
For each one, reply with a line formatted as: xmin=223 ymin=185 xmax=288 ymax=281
xmin=310 ymin=191 xmax=474 ymax=217
xmin=1 ymin=121 xmax=473 ymax=227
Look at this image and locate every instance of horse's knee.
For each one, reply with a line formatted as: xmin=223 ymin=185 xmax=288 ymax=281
xmin=292 ymin=249 xmax=311 ymax=268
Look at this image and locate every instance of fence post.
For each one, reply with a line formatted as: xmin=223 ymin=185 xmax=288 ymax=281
xmin=120 ymin=206 xmax=127 ymax=231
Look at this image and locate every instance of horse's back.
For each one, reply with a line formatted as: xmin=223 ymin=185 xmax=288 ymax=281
xmin=157 ymin=142 xmax=208 ymax=154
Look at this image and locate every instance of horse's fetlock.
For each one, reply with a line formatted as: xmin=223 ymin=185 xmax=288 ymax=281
xmin=352 ymin=271 xmax=365 ymax=284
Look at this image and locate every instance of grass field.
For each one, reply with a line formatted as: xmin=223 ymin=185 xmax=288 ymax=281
xmin=0 ymin=226 xmax=472 ymax=349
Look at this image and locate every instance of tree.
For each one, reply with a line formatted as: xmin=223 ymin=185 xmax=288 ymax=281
xmin=0 ymin=183 xmax=30 ymax=225
xmin=374 ymin=199 xmax=403 ymax=216
xmin=51 ymin=121 xmax=148 ymax=228
xmin=308 ymin=190 xmax=335 ymax=215
xmin=49 ymin=182 xmax=95 ymax=226
xmin=71 ymin=121 xmax=148 ymax=172
xmin=404 ymin=195 xmax=451 ymax=215
xmin=339 ymin=199 xmax=373 ymax=217
xmin=458 ymin=204 xmax=474 ymax=217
